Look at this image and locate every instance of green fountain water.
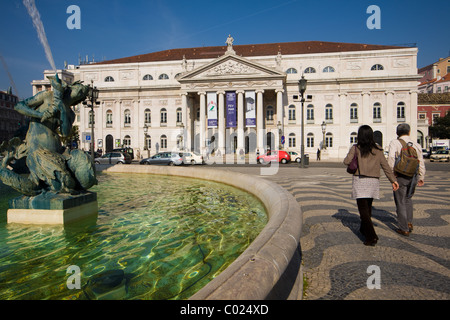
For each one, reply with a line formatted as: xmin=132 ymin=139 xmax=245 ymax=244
xmin=0 ymin=172 xmax=267 ymax=300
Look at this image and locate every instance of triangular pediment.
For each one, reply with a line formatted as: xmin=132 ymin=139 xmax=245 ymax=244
xmin=178 ymin=53 xmax=285 ymax=82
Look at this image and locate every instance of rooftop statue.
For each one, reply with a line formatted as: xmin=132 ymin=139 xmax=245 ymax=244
xmin=0 ymin=74 xmax=97 ymax=197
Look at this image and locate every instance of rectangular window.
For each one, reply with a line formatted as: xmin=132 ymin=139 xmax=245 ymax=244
xmin=161 ymin=112 xmax=167 ymax=123
xmin=307 ymin=137 xmax=314 ymax=148
xmin=397 ymin=106 xmax=405 ymax=119
xmin=288 ymin=108 xmax=296 ymax=121
xmin=325 ymin=108 xmax=333 ymax=120
xmin=289 ymin=137 xmax=296 ymax=148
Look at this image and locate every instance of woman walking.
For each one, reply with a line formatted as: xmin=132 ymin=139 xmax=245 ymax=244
xmin=344 ymin=125 xmax=399 ymax=246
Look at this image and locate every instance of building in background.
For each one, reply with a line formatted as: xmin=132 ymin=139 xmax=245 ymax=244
xmin=418 ymin=56 xmax=450 ymax=93
xmin=417 ymin=92 xmax=450 ymax=148
xmin=0 ymin=88 xmax=25 ymax=143
xmin=33 ymin=37 xmax=421 ymax=160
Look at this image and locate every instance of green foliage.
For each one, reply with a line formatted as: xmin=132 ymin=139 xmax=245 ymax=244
xmin=429 ymin=111 xmax=450 ymax=139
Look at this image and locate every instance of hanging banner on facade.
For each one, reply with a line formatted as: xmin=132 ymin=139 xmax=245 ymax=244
xmin=226 ymin=91 xmax=236 ymax=128
xmin=245 ymin=90 xmax=256 ymax=127
xmin=207 ymin=92 xmax=217 ymax=128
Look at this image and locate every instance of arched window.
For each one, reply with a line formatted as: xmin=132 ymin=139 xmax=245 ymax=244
xmin=266 ymin=106 xmax=274 ymax=121
xmin=286 ymin=68 xmax=298 ymax=74
xmin=160 ymin=108 xmax=167 ymax=124
xmin=307 ymin=133 xmax=314 ymax=148
xmin=158 ymin=73 xmax=169 ymax=80
xmin=144 ymin=108 xmax=151 ymax=124
xmin=106 ymin=109 xmax=113 ymax=127
xmin=325 ymin=104 xmax=333 ymax=122
xmin=326 ymin=132 xmax=333 ymax=148
xmin=307 ymin=104 xmax=314 ymax=121
xmin=105 ymin=76 xmax=114 ymax=82
xmin=373 ymin=102 xmax=381 ymax=122
xmin=160 ymin=135 xmax=168 ymax=149
xmin=350 ymin=132 xmax=358 ymax=144
xmin=288 ymin=133 xmax=296 ymax=148
xmin=350 ymin=103 xmax=358 ymax=122
xmin=143 ymin=74 xmax=153 ymax=80
xmin=124 ymin=109 xmax=131 ymax=126
xmin=397 ymin=102 xmax=405 ymax=121
xmin=323 ymin=66 xmax=335 ymax=73
xmin=123 ymin=135 xmax=131 ymax=147
xmin=371 ymin=64 xmax=384 ymax=71
xmin=288 ymin=105 xmax=296 ymax=121
xmin=304 ymin=67 xmax=316 ymax=73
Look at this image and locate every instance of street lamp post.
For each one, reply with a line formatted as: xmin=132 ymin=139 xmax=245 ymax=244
xmin=144 ymin=124 xmax=150 ymax=158
xmin=298 ymin=76 xmax=307 ymax=168
xmin=321 ymin=121 xmax=327 ymax=150
xmin=277 ymin=121 xmax=283 ymax=150
xmin=83 ymin=80 xmax=99 ymax=163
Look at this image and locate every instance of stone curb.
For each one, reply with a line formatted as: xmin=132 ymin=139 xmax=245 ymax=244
xmin=104 ymin=164 xmax=303 ymax=300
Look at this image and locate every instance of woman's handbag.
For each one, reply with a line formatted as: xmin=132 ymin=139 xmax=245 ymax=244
xmin=346 ymin=145 xmax=358 ymax=174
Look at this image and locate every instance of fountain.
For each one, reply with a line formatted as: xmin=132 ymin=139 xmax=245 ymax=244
xmin=0 ymin=74 xmax=98 ymax=224
xmin=0 ymin=1 xmax=304 ymax=300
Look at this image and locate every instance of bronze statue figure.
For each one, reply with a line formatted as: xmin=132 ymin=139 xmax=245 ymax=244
xmin=0 ymin=74 xmax=97 ymax=197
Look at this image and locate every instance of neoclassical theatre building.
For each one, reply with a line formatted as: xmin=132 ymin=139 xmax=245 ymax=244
xmin=68 ymin=37 xmax=420 ymax=160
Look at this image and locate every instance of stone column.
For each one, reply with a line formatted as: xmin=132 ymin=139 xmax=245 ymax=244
xmin=218 ymin=91 xmax=225 ymax=156
xmin=276 ymin=89 xmax=284 ymax=149
xmin=181 ymin=93 xmax=190 ymax=151
xmin=237 ymin=90 xmax=245 ymax=154
xmin=198 ymin=92 xmax=206 ymax=155
xmin=409 ymin=90 xmax=418 ymax=142
xmin=362 ymin=92 xmax=370 ymax=125
xmin=256 ymin=90 xmax=264 ymax=153
xmin=386 ymin=91 xmax=395 ymax=143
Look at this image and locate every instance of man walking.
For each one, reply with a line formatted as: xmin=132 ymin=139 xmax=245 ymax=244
xmin=387 ymin=124 xmax=426 ymax=236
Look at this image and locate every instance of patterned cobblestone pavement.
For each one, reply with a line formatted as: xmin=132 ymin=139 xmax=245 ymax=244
xmin=209 ymin=162 xmax=450 ymax=300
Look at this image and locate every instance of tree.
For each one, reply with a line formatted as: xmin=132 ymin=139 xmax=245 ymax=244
xmin=429 ymin=111 xmax=450 ymax=139
xmin=59 ymin=125 xmax=80 ymax=148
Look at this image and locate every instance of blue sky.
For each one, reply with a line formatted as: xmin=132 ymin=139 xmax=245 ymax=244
xmin=1 ymin=0 xmax=449 ymax=98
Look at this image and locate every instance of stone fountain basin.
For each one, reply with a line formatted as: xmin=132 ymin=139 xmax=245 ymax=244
xmin=105 ymin=164 xmax=303 ymax=300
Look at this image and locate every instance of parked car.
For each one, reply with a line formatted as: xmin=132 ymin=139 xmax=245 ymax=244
xmin=94 ymin=152 xmax=132 ymax=164
xmin=112 ymin=147 xmax=134 ymax=160
xmin=422 ymin=149 xmax=431 ymax=159
xmin=85 ymin=150 xmax=102 ymax=159
xmin=430 ymin=150 xmax=449 ymax=162
xmin=140 ymin=152 xmax=183 ymax=166
xmin=180 ymin=152 xmax=204 ymax=165
xmin=257 ymin=150 xmax=291 ymax=164
xmin=288 ymin=151 xmax=301 ymax=163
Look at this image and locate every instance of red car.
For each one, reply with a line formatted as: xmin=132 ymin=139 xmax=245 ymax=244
xmin=257 ymin=150 xmax=291 ymax=164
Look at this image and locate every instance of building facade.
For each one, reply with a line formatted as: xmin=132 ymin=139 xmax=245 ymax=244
xmin=417 ymin=93 xmax=450 ymax=148
xmin=0 ymin=89 xmax=25 ymax=143
xmin=37 ymin=38 xmax=421 ymax=160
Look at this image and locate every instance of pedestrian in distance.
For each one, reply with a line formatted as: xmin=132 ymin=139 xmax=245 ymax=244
xmin=387 ymin=123 xmax=426 ymax=237
xmin=317 ymin=148 xmax=321 ymax=161
xmin=344 ymin=125 xmax=399 ymax=246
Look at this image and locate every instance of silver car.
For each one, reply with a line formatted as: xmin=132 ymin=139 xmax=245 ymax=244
xmin=181 ymin=152 xmax=204 ymax=165
xmin=140 ymin=152 xmax=183 ymax=166
xmin=94 ymin=152 xmax=132 ymax=164
xmin=430 ymin=150 xmax=449 ymax=162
